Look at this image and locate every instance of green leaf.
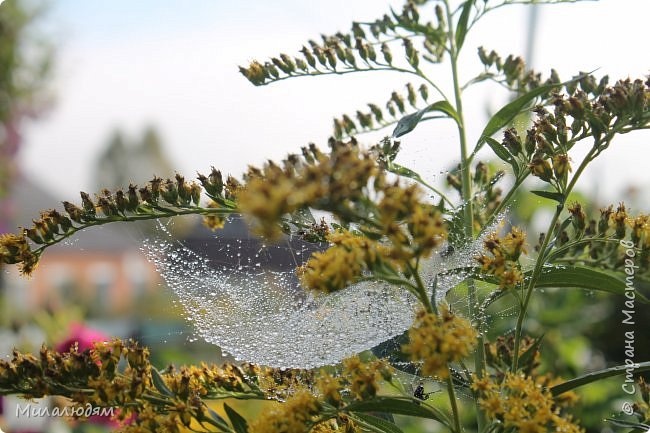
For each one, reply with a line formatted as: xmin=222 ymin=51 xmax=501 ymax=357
xmin=388 ymin=163 xmax=421 ymax=180
xmin=535 ymin=265 xmax=650 ymax=304
xmin=346 ymin=397 xmax=449 ymax=424
xmin=455 ymin=1 xmax=474 ymax=51
xmin=206 ymin=407 xmax=230 ymax=430
xmin=224 ymin=403 xmax=249 ymax=433
xmin=605 ymin=418 xmax=650 ymax=430
xmin=392 ymin=100 xmax=459 ymax=138
xmin=484 ymin=137 xmax=515 ymax=167
xmin=151 ymin=368 xmax=174 ymax=398
xmin=291 ymin=206 xmax=316 ymax=225
xmin=531 ymin=190 xmax=565 ymax=203
xmin=351 ymin=413 xmax=405 ymax=433
xmin=550 ymin=361 xmax=650 ymax=396
xmin=470 ymin=265 xmax=650 ymax=304
xmin=472 ymin=75 xmax=585 ymax=156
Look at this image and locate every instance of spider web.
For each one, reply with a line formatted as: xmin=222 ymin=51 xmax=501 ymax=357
xmin=142 ymin=214 xmax=504 ymax=369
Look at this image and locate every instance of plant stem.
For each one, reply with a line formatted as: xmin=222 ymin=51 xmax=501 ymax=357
xmin=443 ymin=1 xmax=485 ymax=431
xmin=410 ymin=262 xmax=436 ymax=314
xmin=511 ymin=144 xmax=598 ymax=371
xmin=446 ymin=367 xmax=463 ymax=433
xmin=32 ymin=206 xmax=238 ymax=256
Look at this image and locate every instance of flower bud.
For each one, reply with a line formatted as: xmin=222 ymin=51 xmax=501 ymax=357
xmin=295 ymin=58 xmax=307 ymax=71
xmin=391 ymin=92 xmax=405 ymax=113
xmin=406 ymin=83 xmax=417 ymax=107
xmin=127 ymin=184 xmax=140 ymax=211
xmin=149 ymin=176 xmax=162 ymax=199
xmin=23 ymin=227 xmax=44 ymax=244
xmin=447 ymin=173 xmax=462 ymax=191
xmin=367 ymin=43 xmax=377 ymax=62
xmin=611 ymin=203 xmax=628 ymax=239
xmin=386 ymin=100 xmax=396 ymax=117
xmin=474 ymin=162 xmax=488 ymax=185
xmin=403 ymin=38 xmax=419 ymax=69
xmin=63 ymin=201 xmax=84 ymax=223
xmin=239 ymin=61 xmax=266 ymax=85
xmin=503 ymin=128 xmax=522 ymax=155
xmin=528 ymin=158 xmax=554 ymax=182
xmin=115 ymin=189 xmax=128 ymax=212
xmin=80 ymin=192 xmax=95 ymax=216
xmin=280 ymin=54 xmax=296 ymax=73
xmin=325 ymin=48 xmax=337 ymax=69
xmin=344 ymin=48 xmax=356 ymax=66
xmin=351 ymin=22 xmax=365 ymax=39
xmin=552 ymin=153 xmax=571 ymax=179
xmin=264 ymin=61 xmax=279 ymax=78
xmin=568 ymin=203 xmax=586 ymax=233
xmin=419 ymin=84 xmax=429 ymax=102
xmin=161 ymin=179 xmax=179 ymax=205
xmin=368 ymin=104 xmax=383 ymax=122
xmin=300 ymin=46 xmax=316 ymax=68
xmin=381 ymin=43 xmax=392 ymax=64
xmin=139 ymin=186 xmax=153 ymax=204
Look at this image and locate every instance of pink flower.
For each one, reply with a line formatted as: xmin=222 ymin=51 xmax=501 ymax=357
xmin=56 ymin=322 xmax=108 ymax=353
xmin=56 ymin=323 xmax=120 ymax=427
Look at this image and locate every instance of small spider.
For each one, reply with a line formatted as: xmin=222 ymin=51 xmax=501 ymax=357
xmin=413 ymin=382 xmax=434 ymax=401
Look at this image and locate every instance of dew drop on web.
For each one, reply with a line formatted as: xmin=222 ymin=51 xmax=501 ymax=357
xmin=142 ymin=213 xmax=505 ymax=369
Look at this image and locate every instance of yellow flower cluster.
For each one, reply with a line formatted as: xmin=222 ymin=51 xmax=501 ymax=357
xmin=237 ymin=140 xmax=377 ymax=239
xmin=298 ymin=230 xmax=394 ymax=293
xmin=341 ymin=356 xmax=393 ymax=400
xmin=311 ymin=417 xmax=359 ymax=433
xmin=249 ymin=356 xmax=391 ymax=433
xmin=296 ymin=181 xmax=446 ymax=293
xmin=378 ymin=183 xmax=447 ymax=261
xmin=313 ymin=356 xmax=393 ymax=407
xmin=402 ymin=307 xmax=477 ymax=378
xmin=0 ymin=340 xmax=278 ymax=433
xmin=249 ymin=390 xmax=321 ymax=433
xmin=256 ymin=366 xmax=315 ymax=400
xmin=472 ymin=372 xmax=584 ymax=433
xmin=476 ymin=227 xmax=527 ymax=289
xmin=0 ymin=233 xmax=39 ymax=275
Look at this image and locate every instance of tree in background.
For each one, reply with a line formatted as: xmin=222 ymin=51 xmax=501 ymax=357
xmin=95 ymin=126 xmax=173 ymax=191
xmin=0 ymin=0 xmax=53 ymax=233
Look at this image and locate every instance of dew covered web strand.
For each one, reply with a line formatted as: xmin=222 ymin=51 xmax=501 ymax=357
xmin=142 ymin=214 xmax=505 ymax=369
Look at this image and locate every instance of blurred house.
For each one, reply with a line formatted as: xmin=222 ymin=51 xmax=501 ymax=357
xmin=2 ymin=176 xmax=160 ymax=317
xmin=1 ymin=176 xmax=321 ymax=319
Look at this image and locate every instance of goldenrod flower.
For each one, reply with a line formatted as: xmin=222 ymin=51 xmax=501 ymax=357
xmin=249 ymin=390 xmax=321 ymax=433
xmin=237 ymin=141 xmax=377 ymax=239
xmin=402 ymin=306 xmax=477 ymax=378
xmin=341 ymin=356 xmax=392 ymax=400
xmin=476 ymin=227 xmax=526 ymax=289
xmin=471 ymin=372 xmax=584 ymax=433
xmin=298 ymin=230 xmax=393 ymax=293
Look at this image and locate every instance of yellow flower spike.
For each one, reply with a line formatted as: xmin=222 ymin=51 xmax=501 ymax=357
xmin=249 ymin=389 xmax=321 ymax=433
xmin=472 ymin=372 xmax=584 ymax=433
xmin=402 ymin=306 xmax=477 ymax=379
xmin=476 ymin=227 xmax=526 ymax=289
xmin=297 ymin=230 xmax=393 ymax=293
xmin=315 ymin=372 xmax=343 ymax=406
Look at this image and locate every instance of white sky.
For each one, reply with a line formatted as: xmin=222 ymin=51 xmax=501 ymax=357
xmin=17 ymin=0 xmax=650 ymax=210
